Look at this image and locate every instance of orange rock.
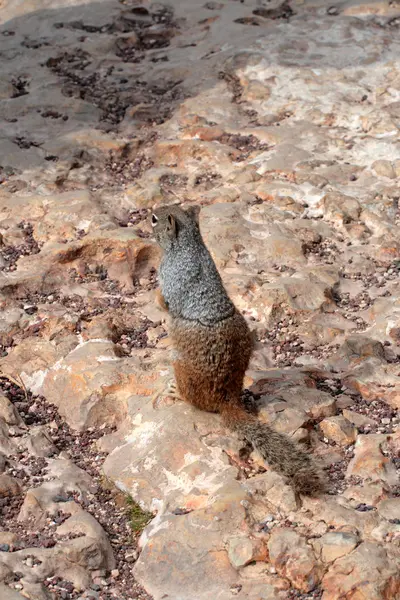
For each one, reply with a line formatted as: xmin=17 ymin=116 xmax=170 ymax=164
xmin=322 ymin=543 xmax=400 ymax=600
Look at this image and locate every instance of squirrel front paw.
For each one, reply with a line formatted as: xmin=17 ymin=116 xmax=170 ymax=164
xmin=151 ymin=378 xmax=182 ymax=410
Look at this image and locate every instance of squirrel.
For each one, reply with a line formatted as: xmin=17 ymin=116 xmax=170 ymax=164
xmin=151 ymin=204 xmax=325 ymax=496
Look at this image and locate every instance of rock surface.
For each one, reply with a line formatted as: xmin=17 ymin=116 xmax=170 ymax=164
xmin=0 ymin=0 xmax=400 ymax=599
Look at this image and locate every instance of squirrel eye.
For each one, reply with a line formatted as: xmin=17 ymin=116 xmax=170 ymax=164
xmin=151 ymin=214 xmax=158 ymax=227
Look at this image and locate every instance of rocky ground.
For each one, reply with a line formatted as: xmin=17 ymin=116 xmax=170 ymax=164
xmin=0 ymin=0 xmax=400 ymax=599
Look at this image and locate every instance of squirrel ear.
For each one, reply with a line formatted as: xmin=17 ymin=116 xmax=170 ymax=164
xmin=185 ymin=205 xmax=201 ymax=224
xmin=167 ymin=213 xmax=178 ymax=236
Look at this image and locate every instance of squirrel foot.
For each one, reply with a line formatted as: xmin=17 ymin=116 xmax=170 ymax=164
xmin=152 ymin=378 xmax=182 ymax=409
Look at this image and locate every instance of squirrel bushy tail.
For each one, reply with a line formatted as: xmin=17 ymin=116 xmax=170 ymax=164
xmin=221 ymin=403 xmax=324 ymax=496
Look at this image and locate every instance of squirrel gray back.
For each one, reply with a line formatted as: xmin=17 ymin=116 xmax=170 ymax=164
xmin=151 ymin=205 xmax=235 ymax=325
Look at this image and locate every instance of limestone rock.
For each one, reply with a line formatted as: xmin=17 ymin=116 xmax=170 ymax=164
xmin=334 ymin=336 xmax=385 ymax=367
xmin=372 ymin=160 xmax=396 ymax=179
xmin=302 ymin=497 xmax=380 ymax=537
xmin=0 ymin=474 xmax=21 ymax=498
xmin=199 ymin=203 xmax=306 ymax=274
xmin=227 ymin=536 xmax=267 ymax=569
xmin=0 ymin=420 xmax=15 ymax=456
xmin=311 ymin=531 xmax=359 ymax=563
xmin=320 ymin=416 xmax=357 ymax=446
xmin=278 ymin=386 xmax=337 ymax=419
xmin=0 ymin=395 xmax=23 ymax=426
xmin=319 ymin=192 xmax=361 ymax=224
xmin=1 ymin=0 xmax=400 ymax=598
xmin=377 ymin=498 xmax=400 ymax=522
xmin=0 ymin=338 xmax=64 ymax=396
xmin=18 ymin=459 xmax=95 ymax=524
xmin=24 ymin=426 xmax=58 ymax=457
xmin=0 ymin=532 xmax=19 ymax=545
xmin=346 ymin=434 xmax=398 ymax=486
xmin=343 ymin=482 xmax=388 ymax=508
xmin=322 ymin=543 xmax=400 ymax=600
xmin=0 ymin=309 xmax=24 ymax=346
xmin=134 ymin=498 xmax=247 ymax=600
xmin=342 ymin=409 xmax=378 ymax=429
xmin=57 ymin=511 xmax=115 ymax=571
xmin=258 ymin=401 xmax=308 ymax=436
xmin=41 ymin=341 xmax=160 ymax=430
xmin=343 ymin=359 xmax=400 ymax=410
xmin=103 ymin=398 xmax=239 ymax=509
xmin=268 ymin=528 xmax=322 ymax=592
xmin=243 ymin=471 xmax=298 ymax=514
xmin=0 ymin=584 xmax=27 ymax=600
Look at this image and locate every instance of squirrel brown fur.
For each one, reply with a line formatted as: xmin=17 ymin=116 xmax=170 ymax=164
xmin=151 ymin=204 xmax=325 ymax=496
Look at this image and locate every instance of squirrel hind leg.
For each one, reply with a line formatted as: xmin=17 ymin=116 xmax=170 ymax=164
xmin=173 ymin=360 xmax=220 ymax=412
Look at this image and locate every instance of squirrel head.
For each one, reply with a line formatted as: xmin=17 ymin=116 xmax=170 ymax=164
xmin=151 ymin=204 xmax=201 ymax=251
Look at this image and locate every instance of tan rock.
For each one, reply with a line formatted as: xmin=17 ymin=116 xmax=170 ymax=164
xmin=0 ymin=584 xmax=27 ymax=600
xmin=258 ymin=403 xmax=308 ymax=435
xmin=18 ymin=459 xmax=95 ymax=524
xmin=24 ymin=190 xmax=113 ymax=244
xmin=335 ymin=395 xmax=354 ymax=409
xmin=0 ymin=420 xmax=15 ymax=456
xmin=320 ymin=416 xmax=357 ymax=446
xmin=319 ymin=192 xmax=361 ymax=224
xmin=103 ymin=397 xmax=240 ymax=509
xmin=322 ymin=542 xmax=400 ymax=600
xmin=199 ymin=202 xmax=306 ymax=275
xmin=41 ymin=341 xmax=159 ymax=430
xmin=334 ymin=336 xmax=385 ymax=367
xmin=377 ymin=498 xmax=400 ymax=522
xmin=343 ymin=482 xmax=388 ymax=508
xmin=298 ymin=313 xmax=358 ymax=346
xmin=57 ymin=511 xmax=115 ymax=570
xmin=0 ymin=337 xmax=71 ymax=395
xmin=0 ymin=308 xmax=24 ymax=346
xmin=302 ymin=497 xmax=379 ymax=536
xmin=0 ymin=532 xmax=19 ymax=546
xmin=243 ymin=471 xmax=298 ymax=514
xmin=153 ymin=139 xmax=234 ymax=170
xmin=260 ymin=274 xmax=336 ymax=314
xmin=0 ymin=474 xmax=21 ymax=498
xmin=346 ymin=434 xmax=398 ymax=486
xmin=243 ymin=80 xmax=271 ymax=101
xmin=227 ymin=536 xmax=267 ymax=569
xmin=268 ymin=528 xmax=322 ymax=592
xmin=0 ymin=395 xmax=23 ymax=426
xmin=342 ymin=409 xmax=378 ymax=429
xmin=278 ymin=386 xmax=337 ymax=419
xmin=372 ymin=159 xmax=396 ymax=179
xmin=0 ymin=81 xmax=15 ymax=100
xmin=0 ymin=229 xmax=159 ymax=297
xmin=343 ymin=358 xmax=400 ymax=410
xmin=312 ymin=531 xmax=359 ymax=563
xmin=24 ymin=426 xmax=58 ymax=458
xmin=370 ymin=520 xmax=400 ymax=544
xmin=134 ymin=499 xmax=246 ymax=600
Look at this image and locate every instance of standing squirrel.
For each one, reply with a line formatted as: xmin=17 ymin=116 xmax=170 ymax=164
xmin=151 ymin=204 xmax=324 ymax=496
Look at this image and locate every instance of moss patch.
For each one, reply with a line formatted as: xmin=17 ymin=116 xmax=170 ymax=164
xmin=126 ymin=496 xmax=154 ymax=533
